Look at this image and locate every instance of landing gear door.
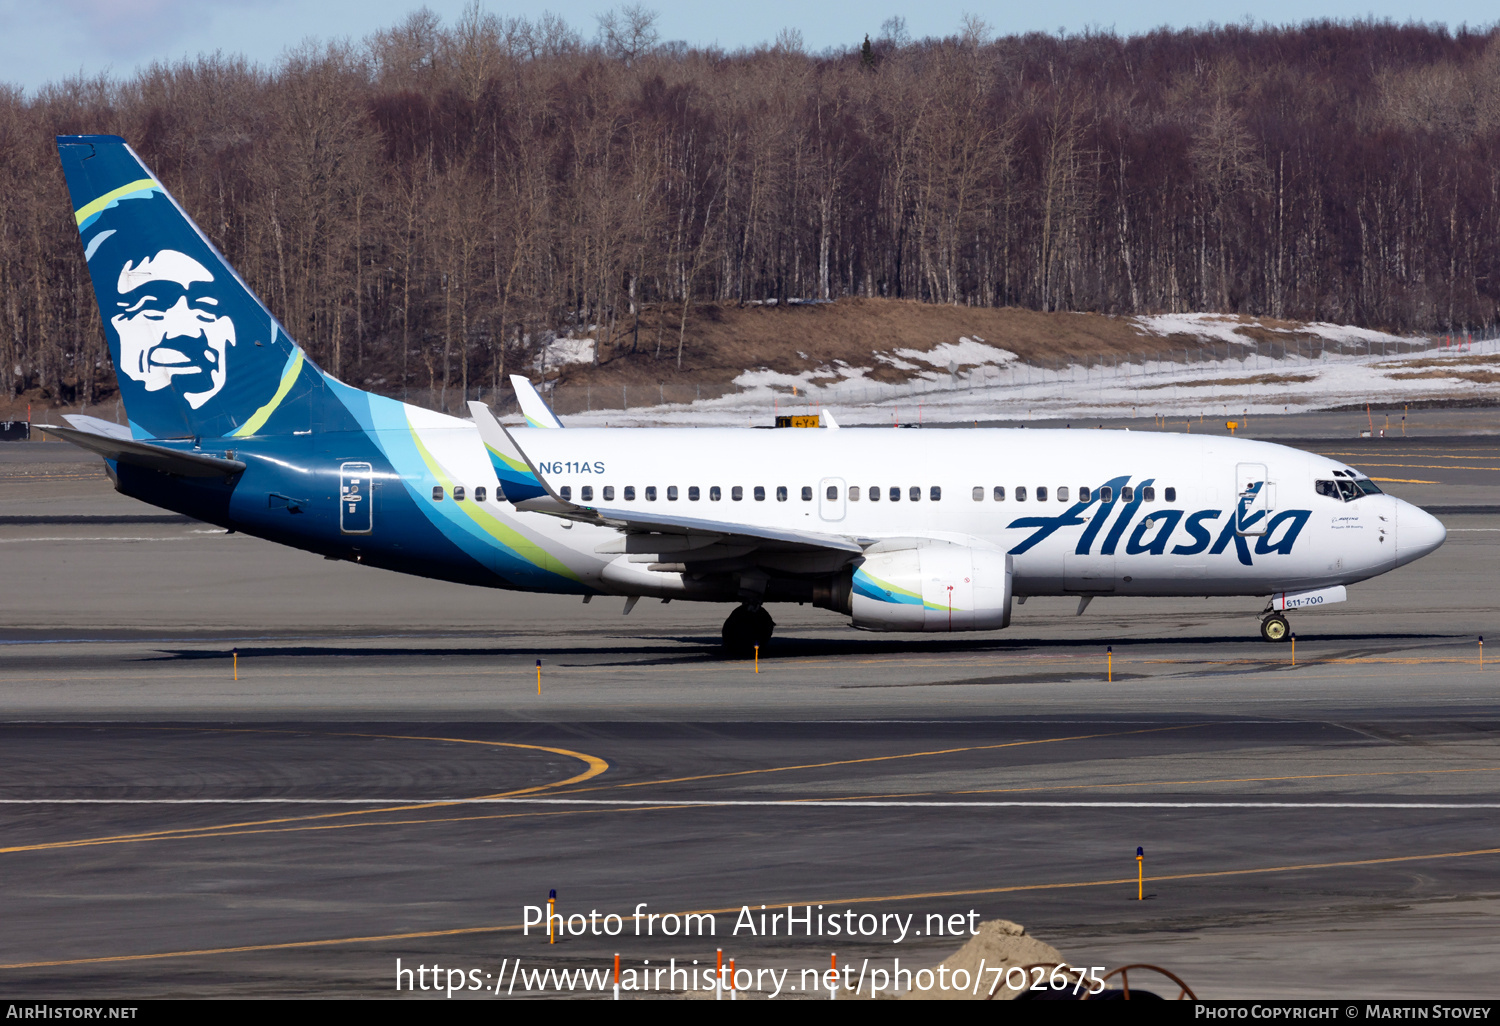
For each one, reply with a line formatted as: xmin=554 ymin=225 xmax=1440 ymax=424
xmin=340 ymin=462 xmax=373 ymax=534
xmin=819 ymin=477 xmax=846 ymax=522
xmin=1235 ymin=462 xmax=1270 ymax=536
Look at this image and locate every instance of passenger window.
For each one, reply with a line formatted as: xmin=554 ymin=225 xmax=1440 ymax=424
xmin=802 ymin=486 xmax=813 ymax=501
xmin=754 ymin=486 xmax=766 ymax=501
xmin=889 ymin=486 xmax=901 ymax=502
xmin=709 ymin=486 xmax=720 ymax=501
xmin=777 ymin=486 xmax=788 ymax=502
xmin=993 ymin=486 xmax=1005 ymax=501
xmin=1036 ymin=486 xmax=1048 ymax=502
xmin=454 ymin=485 xmax=466 ymax=501
xmin=1122 ymin=486 xmax=1134 ymax=502
xmin=1100 ymin=486 xmax=1112 ymax=503
xmin=623 ymin=486 xmax=636 ymax=501
xmin=580 ymin=486 xmax=593 ymax=502
xmin=688 ymin=486 xmax=700 ymax=501
xmin=475 ymin=486 xmax=487 ymax=503
xmin=1057 ymin=486 xmax=1069 ymax=502
xmin=1164 ymin=487 xmax=1175 ymax=502
xmin=667 ymin=486 xmax=679 ymax=501
xmin=1016 ymin=486 xmax=1027 ymax=502
xmin=849 ymin=486 xmax=860 ymax=501
xmin=930 ymin=485 xmax=941 ymax=501
xmin=1142 ymin=486 xmax=1155 ymax=502
xmin=645 ymin=486 xmax=657 ymax=501
xmin=732 ymin=486 xmax=744 ymax=501
xmin=558 ymin=485 xmax=571 ymax=501
xmin=826 ymin=485 xmax=838 ymax=501
xmin=1079 ymin=485 xmax=1091 ymax=502
xmin=972 ymin=486 xmax=984 ymax=501
xmin=432 ymin=485 xmax=444 ymax=501
xmin=603 ymin=486 xmax=615 ymax=501
xmin=869 ymin=486 xmax=880 ymax=502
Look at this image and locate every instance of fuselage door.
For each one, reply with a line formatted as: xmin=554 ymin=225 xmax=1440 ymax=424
xmin=1235 ymin=463 xmax=1270 ymax=536
xmin=340 ymin=461 xmax=373 ymax=534
xmin=819 ymin=477 xmax=846 ymax=522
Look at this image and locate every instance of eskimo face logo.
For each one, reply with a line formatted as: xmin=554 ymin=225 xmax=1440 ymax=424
xmin=111 ymin=250 xmax=236 ymax=409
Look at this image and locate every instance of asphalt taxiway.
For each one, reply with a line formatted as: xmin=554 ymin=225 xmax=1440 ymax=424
xmin=1 ymin=434 xmax=1498 ymax=998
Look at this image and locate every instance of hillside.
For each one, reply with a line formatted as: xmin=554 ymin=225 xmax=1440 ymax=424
xmin=4 ymin=16 xmax=1499 ymax=420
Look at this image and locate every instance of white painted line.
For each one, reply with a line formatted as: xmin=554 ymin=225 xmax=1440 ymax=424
xmin=0 ymin=536 xmax=194 ymax=544
xmin=0 ymin=798 xmax=1496 ymax=809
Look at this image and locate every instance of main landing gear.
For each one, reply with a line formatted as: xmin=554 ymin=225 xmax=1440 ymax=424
xmin=722 ymin=604 xmax=775 ymax=658
xmin=1260 ymin=612 xmax=1291 ymax=642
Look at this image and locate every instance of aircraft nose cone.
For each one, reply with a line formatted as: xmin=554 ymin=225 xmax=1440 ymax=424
xmin=1397 ymin=502 xmax=1447 ymax=567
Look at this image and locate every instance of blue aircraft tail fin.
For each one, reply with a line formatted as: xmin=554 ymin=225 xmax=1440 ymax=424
xmin=57 ymin=135 xmax=319 ymax=441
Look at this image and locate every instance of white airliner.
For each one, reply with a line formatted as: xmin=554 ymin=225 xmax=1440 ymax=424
xmin=478 ymin=384 xmax=1446 ymax=652
xmin=51 ymin=133 xmax=1447 ymax=657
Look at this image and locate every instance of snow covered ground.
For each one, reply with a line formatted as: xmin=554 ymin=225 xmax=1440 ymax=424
xmin=526 ymin=318 xmax=1499 ymax=427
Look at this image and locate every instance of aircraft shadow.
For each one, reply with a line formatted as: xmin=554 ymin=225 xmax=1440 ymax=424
xmin=137 ymin=629 xmax=1466 ymax=667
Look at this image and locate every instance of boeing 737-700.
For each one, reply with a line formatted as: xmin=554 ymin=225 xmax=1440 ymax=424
xmin=46 ymin=135 xmax=1447 ymax=655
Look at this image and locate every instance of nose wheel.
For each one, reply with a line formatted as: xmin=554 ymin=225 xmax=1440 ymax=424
xmin=722 ymin=604 xmax=775 ymax=658
xmin=1260 ymin=613 xmax=1290 ymax=642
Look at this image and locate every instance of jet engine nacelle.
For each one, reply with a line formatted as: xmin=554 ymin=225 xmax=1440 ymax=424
xmin=849 ymin=542 xmax=1013 ymax=632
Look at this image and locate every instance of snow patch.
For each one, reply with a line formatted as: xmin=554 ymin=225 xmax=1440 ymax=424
xmin=1290 ymin=322 xmax=1415 ymax=345
xmin=1133 ymin=312 xmax=1420 ymax=349
xmin=893 ymin=337 xmax=1018 ymax=368
xmin=1132 ymin=313 xmax=1260 ymax=344
xmin=535 ymin=337 xmax=595 ymax=372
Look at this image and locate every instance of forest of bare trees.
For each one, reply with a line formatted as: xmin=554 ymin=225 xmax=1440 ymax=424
xmin=3 ymin=7 xmax=1499 ymax=409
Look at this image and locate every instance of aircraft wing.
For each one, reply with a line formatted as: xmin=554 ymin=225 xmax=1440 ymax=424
xmin=40 ymin=424 xmax=246 ymax=478
xmin=583 ymin=505 xmax=865 ymax=555
xmin=498 ymin=424 xmax=867 ymax=565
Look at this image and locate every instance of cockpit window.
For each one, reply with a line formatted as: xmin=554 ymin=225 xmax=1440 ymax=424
xmin=1317 ymin=477 xmax=1382 ymax=502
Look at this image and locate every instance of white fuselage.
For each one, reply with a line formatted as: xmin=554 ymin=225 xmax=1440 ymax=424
xmin=497 ymin=427 xmax=1445 ymax=600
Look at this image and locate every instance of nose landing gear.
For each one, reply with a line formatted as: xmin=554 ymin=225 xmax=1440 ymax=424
xmin=722 ymin=604 xmax=775 ymax=658
xmin=1260 ymin=612 xmax=1290 ymax=642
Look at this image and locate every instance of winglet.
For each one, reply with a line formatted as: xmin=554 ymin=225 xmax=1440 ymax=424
xmin=467 ymin=400 xmax=547 ymax=503
xmin=509 ymin=374 xmax=565 ymax=429
xmin=821 ymin=409 xmax=840 ymax=429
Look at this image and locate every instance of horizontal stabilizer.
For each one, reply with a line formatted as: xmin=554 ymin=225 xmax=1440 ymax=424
xmin=39 ymin=424 xmax=246 ymax=478
xmin=62 ymin=413 xmax=133 ymax=441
